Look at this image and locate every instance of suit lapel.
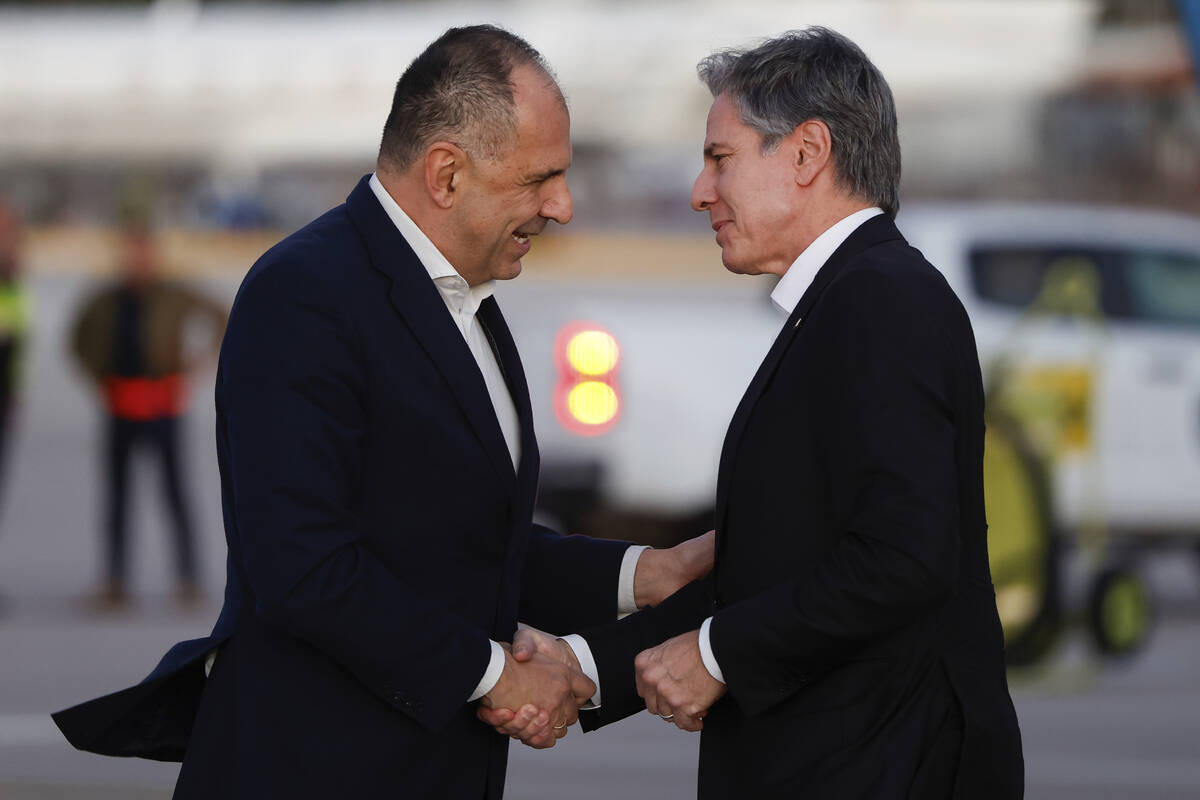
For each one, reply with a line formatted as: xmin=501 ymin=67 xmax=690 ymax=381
xmin=344 ymin=176 xmax=516 ymax=491
xmin=713 ymin=215 xmax=905 ymax=554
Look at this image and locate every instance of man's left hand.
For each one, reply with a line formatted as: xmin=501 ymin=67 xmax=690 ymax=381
xmin=635 ymin=629 xmax=725 ymax=732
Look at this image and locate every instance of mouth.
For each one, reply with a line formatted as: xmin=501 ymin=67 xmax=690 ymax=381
xmin=510 ymin=230 xmax=536 ymax=258
xmin=711 ymin=220 xmax=732 ymax=242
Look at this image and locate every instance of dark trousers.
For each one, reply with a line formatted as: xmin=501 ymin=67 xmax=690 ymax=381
xmin=104 ymin=414 xmax=196 ymax=585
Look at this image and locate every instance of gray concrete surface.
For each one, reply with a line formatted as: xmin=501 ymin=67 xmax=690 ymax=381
xmin=1 ymin=275 xmax=1198 ymax=798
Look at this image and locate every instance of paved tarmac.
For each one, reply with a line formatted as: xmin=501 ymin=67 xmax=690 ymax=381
xmin=1 ymin=275 xmax=1198 ymax=798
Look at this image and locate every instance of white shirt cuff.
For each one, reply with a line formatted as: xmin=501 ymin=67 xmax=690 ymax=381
xmin=617 ymin=545 xmax=651 ymax=618
xmin=468 ymin=640 xmax=507 ymax=702
xmin=698 ymin=617 xmax=726 ymax=685
xmin=561 ymin=633 xmax=601 ymax=708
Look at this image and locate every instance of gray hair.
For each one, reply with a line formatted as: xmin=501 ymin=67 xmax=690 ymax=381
xmin=698 ymin=27 xmax=901 ymax=215
xmin=379 ymin=25 xmax=559 ymax=170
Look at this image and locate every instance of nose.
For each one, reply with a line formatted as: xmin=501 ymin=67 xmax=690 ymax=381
xmin=542 ymin=178 xmax=574 ymax=225
xmin=691 ymin=166 xmax=716 ymax=213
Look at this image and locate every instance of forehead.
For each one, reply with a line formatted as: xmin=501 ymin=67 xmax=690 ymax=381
xmin=506 ymin=66 xmax=572 ymax=172
xmin=705 ymin=93 xmax=755 ymax=145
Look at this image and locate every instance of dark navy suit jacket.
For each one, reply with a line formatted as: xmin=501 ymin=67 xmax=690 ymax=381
xmin=579 ymin=215 xmax=1024 ymax=799
xmin=53 ymin=177 xmax=630 ymax=799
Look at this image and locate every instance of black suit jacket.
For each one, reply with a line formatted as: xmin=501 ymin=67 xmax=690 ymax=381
xmin=53 ymin=176 xmax=630 ymax=799
xmin=581 ymin=215 xmax=1023 ymax=799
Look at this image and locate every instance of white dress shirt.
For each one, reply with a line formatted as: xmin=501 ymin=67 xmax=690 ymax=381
xmin=564 ymin=206 xmax=884 ymax=694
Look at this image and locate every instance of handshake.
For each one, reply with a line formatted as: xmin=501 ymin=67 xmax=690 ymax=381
xmin=476 ymin=629 xmax=593 ymax=749
xmin=477 ymin=531 xmax=723 ymax=748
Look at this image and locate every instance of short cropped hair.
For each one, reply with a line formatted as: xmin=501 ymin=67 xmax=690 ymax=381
xmin=379 ymin=25 xmax=557 ymax=170
xmin=698 ymin=27 xmax=901 ymax=215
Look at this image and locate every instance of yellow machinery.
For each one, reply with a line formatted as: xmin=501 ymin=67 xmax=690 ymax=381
xmin=983 ymin=258 xmax=1155 ymax=665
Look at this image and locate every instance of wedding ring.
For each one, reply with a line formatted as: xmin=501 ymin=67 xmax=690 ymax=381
xmin=660 ymin=714 xmax=675 ymax=721
xmin=552 ymin=723 xmax=567 ymax=729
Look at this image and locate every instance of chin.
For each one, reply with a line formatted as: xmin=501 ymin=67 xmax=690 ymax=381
xmin=495 ymin=260 xmax=523 ymax=282
xmin=720 ymin=251 xmax=754 ymax=276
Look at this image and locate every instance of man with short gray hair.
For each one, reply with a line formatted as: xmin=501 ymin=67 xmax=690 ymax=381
xmin=485 ymin=26 xmax=1023 ymax=799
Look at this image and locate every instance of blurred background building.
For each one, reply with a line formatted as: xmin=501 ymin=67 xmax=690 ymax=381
xmin=0 ymin=2 xmax=1198 ymax=798
xmin=0 ymin=0 xmax=1196 ymax=236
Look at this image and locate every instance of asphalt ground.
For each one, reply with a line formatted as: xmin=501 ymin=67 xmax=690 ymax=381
xmin=2 ymin=606 xmax=1199 ymax=799
xmin=1 ymin=275 xmax=1198 ymax=798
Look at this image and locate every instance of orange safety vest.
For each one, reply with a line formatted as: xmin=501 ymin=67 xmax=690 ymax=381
xmin=103 ymin=374 xmax=187 ymax=420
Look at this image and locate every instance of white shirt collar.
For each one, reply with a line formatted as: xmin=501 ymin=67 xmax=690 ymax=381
xmin=368 ymin=172 xmax=495 ymax=316
xmin=769 ymin=207 xmax=884 ymax=315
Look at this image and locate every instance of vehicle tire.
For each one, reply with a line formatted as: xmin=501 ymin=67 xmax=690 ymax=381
xmin=983 ymin=411 xmax=1061 ymax=667
xmin=1086 ymin=566 xmax=1155 ymax=659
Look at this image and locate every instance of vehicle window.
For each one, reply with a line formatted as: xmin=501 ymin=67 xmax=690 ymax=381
xmin=969 ymin=247 xmax=1126 ymax=318
xmin=1122 ymin=251 xmax=1200 ymax=329
xmin=970 ymin=249 xmax=1049 ymax=309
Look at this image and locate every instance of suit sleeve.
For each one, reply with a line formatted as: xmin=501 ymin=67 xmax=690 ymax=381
xmin=517 ymin=524 xmax=631 ymax=634
xmin=221 ymin=259 xmax=492 ymax=733
xmin=710 ymin=267 xmax=962 ymax=717
xmin=577 ymin=576 xmax=716 ymax=730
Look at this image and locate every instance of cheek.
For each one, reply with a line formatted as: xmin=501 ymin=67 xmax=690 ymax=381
xmin=712 ymin=174 xmax=737 ymax=219
xmin=518 ymin=190 xmax=543 ymax=222
xmin=750 ymin=175 xmax=794 ymax=227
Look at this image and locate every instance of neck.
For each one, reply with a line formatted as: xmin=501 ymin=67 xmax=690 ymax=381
xmin=376 ymin=164 xmax=463 ymax=269
xmin=376 ymin=165 xmax=427 ymax=227
xmin=774 ymin=192 xmax=874 ymax=276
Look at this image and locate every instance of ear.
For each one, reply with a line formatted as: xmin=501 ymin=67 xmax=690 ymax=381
xmin=423 ymin=142 xmax=468 ymax=209
xmin=791 ymin=120 xmax=832 ymax=188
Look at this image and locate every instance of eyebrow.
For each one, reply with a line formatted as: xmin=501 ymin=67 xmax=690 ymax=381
xmin=522 ymin=166 xmax=567 ymax=184
xmin=703 ymin=142 xmax=731 ymax=158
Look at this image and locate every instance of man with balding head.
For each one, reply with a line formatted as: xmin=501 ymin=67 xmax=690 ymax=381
xmin=53 ymin=25 xmax=712 ymax=798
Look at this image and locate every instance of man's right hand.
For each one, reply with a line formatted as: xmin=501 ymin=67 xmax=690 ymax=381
xmin=478 ymin=640 xmax=593 ymax=749
xmin=477 ymin=629 xmax=584 ymax=748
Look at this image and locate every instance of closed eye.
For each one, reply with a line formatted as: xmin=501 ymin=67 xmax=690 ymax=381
xmin=522 ymin=168 xmax=566 ymax=186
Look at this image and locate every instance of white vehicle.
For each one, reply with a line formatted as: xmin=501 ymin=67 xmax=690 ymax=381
xmin=498 ymin=203 xmax=1200 ymax=664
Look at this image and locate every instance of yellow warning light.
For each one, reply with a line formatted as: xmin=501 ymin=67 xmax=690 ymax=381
xmin=566 ymin=381 xmax=619 ymax=426
xmin=565 ymin=330 xmax=620 ymax=376
xmin=554 ymin=322 xmax=621 ymax=435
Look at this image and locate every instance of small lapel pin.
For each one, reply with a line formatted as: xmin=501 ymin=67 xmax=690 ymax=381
xmin=794 ymin=316 xmax=804 ymax=328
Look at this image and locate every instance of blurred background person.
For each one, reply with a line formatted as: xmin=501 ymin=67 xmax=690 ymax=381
xmin=0 ymin=200 xmax=29 ymax=527
xmin=68 ymin=213 xmax=226 ymax=611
